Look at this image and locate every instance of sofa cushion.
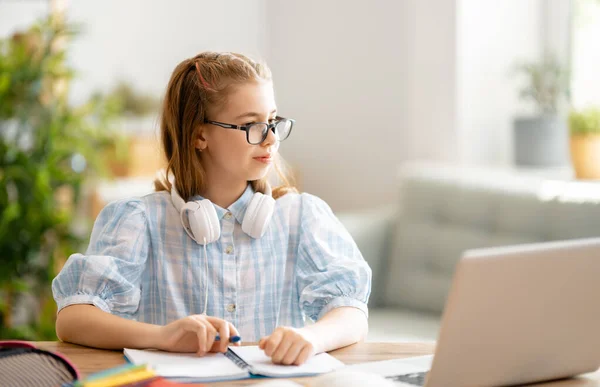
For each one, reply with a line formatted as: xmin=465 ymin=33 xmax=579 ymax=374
xmin=337 ymin=206 xmax=396 ymax=307
xmin=384 ymin=163 xmax=600 ymax=314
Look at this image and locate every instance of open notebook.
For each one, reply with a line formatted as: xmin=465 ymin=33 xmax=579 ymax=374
xmin=124 ymin=346 xmax=345 ymax=383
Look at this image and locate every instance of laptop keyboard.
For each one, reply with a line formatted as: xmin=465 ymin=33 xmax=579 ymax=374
xmin=386 ymin=371 xmax=429 ymax=386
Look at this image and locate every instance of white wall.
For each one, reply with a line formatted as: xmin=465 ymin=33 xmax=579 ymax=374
xmin=1 ymin=1 xmax=550 ymax=211
xmin=0 ymin=3 xmax=50 ymax=37
xmin=457 ymin=0 xmax=543 ymax=166
xmin=267 ymin=0 xmax=547 ymax=210
xmin=1 ymin=1 xmax=267 ymax=105
xmin=266 ymin=0 xmax=458 ymax=211
xmin=66 ymin=0 xmax=267 ymax=106
xmin=544 ymin=0 xmax=573 ymax=64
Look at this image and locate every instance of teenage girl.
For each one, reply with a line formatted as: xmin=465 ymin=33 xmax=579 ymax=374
xmin=53 ymin=52 xmax=371 ymax=366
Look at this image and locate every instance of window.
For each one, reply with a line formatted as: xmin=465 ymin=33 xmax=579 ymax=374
xmin=571 ymin=0 xmax=600 ymax=109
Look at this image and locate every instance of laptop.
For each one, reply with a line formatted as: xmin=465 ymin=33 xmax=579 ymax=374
xmin=350 ymin=238 xmax=600 ymax=386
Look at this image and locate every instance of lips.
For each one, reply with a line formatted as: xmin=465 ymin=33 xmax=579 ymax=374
xmin=254 ymin=155 xmax=273 ymax=163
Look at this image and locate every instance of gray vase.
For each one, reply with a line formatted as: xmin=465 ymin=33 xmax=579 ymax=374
xmin=513 ymin=115 xmax=569 ymax=167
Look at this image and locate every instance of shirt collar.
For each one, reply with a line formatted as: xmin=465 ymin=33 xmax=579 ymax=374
xmin=227 ymin=184 xmax=255 ymax=224
xmin=190 ymin=184 xmax=255 ymax=223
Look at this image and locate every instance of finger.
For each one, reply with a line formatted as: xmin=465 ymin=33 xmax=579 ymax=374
xmin=228 ymin=322 xmax=242 ymax=346
xmin=209 ymin=340 xmax=222 ymax=353
xmin=264 ymin=329 xmax=284 ymax=357
xmin=204 ymin=321 xmax=218 ymax=353
xmin=259 ymin=337 xmax=267 ymax=349
xmin=228 ymin=321 xmax=240 ymax=337
xmin=186 ymin=318 xmax=207 ymax=356
xmin=205 ymin=317 xmax=229 ymax=352
xmin=294 ymin=344 xmax=314 ymax=366
xmin=179 ymin=318 xmax=202 ymax=353
xmin=281 ymin=340 xmax=306 ymax=365
xmin=271 ymin=332 xmax=294 ymax=364
xmin=190 ymin=316 xmax=213 ymax=354
xmin=217 ymin=319 xmax=231 ymax=352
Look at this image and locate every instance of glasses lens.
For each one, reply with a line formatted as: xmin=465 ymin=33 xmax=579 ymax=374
xmin=248 ymin=123 xmax=268 ymax=144
xmin=275 ymin=119 xmax=292 ymax=141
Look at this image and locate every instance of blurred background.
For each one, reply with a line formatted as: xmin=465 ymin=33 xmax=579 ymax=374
xmin=1 ymin=0 xmax=599 ymax=341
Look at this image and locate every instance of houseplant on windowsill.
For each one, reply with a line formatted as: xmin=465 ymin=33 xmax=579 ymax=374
xmin=569 ymin=107 xmax=600 ymax=179
xmin=512 ymin=54 xmax=571 ymax=167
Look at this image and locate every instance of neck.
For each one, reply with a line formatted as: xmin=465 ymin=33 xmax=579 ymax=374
xmin=201 ymin=174 xmax=248 ymax=209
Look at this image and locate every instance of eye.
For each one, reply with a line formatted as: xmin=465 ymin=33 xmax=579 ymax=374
xmin=268 ymin=117 xmax=278 ymax=124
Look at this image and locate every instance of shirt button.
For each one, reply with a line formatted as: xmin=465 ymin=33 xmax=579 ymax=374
xmin=225 ymin=245 xmax=233 ymax=254
xmin=226 ymin=304 xmax=236 ymax=313
xmin=224 ymin=212 xmax=232 ymax=220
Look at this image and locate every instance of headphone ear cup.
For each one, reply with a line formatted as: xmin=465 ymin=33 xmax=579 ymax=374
xmin=185 ymin=199 xmax=220 ymax=244
xmin=242 ymin=193 xmax=275 ymax=239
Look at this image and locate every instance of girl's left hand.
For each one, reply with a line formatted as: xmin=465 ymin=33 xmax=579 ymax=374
xmin=259 ymin=326 xmax=322 ymax=365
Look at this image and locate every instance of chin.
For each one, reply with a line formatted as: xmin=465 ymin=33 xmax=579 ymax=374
xmin=247 ymin=166 xmax=272 ymax=182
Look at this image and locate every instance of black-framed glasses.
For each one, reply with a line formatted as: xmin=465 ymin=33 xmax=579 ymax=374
xmin=205 ymin=116 xmax=294 ymax=145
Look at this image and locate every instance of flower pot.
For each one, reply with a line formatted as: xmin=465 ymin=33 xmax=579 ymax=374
xmin=513 ymin=115 xmax=569 ymax=167
xmin=105 ymin=117 xmax=164 ymax=178
xmin=570 ymin=135 xmax=600 ymax=179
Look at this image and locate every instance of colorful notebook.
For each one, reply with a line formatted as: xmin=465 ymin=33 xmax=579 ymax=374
xmin=123 ymin=346 xmax=344 ymax=383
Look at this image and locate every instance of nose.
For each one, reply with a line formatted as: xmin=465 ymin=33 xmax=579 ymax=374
xmin=261 ymin=125 xmax=278 ymax=148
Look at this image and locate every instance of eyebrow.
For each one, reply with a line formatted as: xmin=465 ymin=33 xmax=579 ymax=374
xmin=235 ymin=109 xmax=277 ymax=121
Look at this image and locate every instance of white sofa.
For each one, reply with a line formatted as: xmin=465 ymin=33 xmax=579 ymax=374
xmin=336 ymin=162 xmax=600 ymax=342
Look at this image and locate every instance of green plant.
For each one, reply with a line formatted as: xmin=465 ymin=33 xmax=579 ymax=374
xmin=514 ymin=53 xmax=571 ymax=114
xmin=569 ymin=108 xmax=600 ymax=136
xmin=0 ymin=15 xmax=121 ymax=339
xmin=108 ymin=80 xmax=160 ymax=117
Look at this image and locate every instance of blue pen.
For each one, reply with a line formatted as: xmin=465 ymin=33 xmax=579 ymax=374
xmin=215 ymin=335 xmax=242 ymax=343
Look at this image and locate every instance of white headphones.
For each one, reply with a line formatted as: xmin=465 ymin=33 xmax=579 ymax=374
xmin=169 ymin=179 xmax=275 ymax=245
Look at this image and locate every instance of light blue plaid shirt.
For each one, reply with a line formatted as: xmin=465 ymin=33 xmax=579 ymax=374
xmin=52 ymin=185 xmax=371 ymax=341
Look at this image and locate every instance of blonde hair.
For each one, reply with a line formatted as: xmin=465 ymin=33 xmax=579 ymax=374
xmin=154 ymin=51 xmax=297 ymax=200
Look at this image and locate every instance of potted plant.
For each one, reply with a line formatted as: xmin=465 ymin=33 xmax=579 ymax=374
xmin=102 ymin=80 xmax=162 ymax=177
xmin=0 ymin=15 xmax=120 ymax=339
xmin=569 ymin=108 xmax=600 ymax=179
xmin=513 ymin=54 xmax=571 ymax=167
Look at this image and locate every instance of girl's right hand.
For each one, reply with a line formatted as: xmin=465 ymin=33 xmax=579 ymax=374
xmin=155 ymin=315 xmax=241 ymax=355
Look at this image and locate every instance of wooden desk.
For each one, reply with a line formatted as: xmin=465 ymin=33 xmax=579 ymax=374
xmin=34 ymin=341 xmax=600 ymax=386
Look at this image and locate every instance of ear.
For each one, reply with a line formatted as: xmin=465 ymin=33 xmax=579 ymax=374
xmin=195 ymin=126 xmax=208 ymax=151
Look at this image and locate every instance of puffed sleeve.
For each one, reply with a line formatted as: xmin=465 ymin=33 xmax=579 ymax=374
xmin=52 ymin=198 xmax=150 ymax=317
xmin=296 ymin=193 xmax=372 ymax=322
